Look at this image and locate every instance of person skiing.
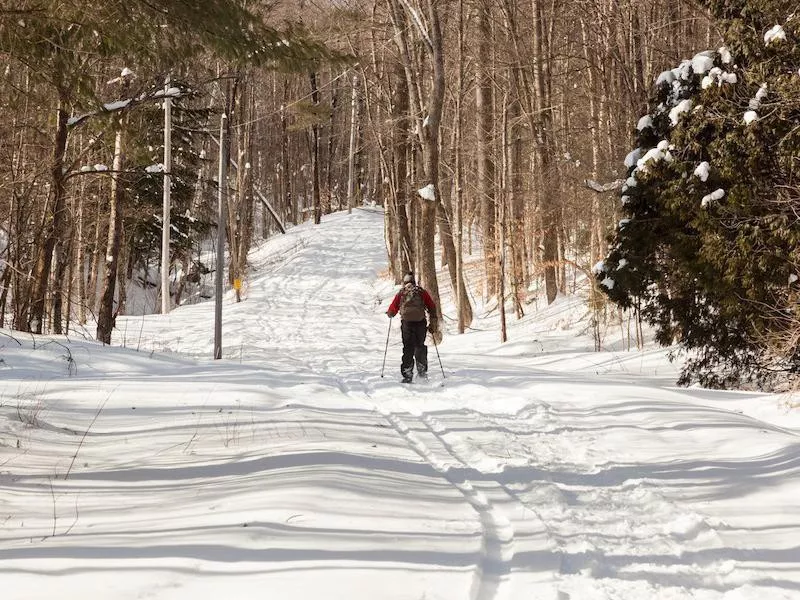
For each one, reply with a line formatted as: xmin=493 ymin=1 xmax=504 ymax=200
xmin=386 ymin=272 xmax=439 ymax=383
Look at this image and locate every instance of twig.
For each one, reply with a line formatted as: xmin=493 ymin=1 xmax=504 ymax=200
xmin=0 ymin=330 xmax=22 ymax=346
xmin=49 ymin=477 xmax=57 ymax=538
xmin=40 ymin=340 xmax=77 ymax=376
xmin=64 ymin=390 xmax=114 ymax=479
xmin=63 ymin=495 xmax=80 ymax=535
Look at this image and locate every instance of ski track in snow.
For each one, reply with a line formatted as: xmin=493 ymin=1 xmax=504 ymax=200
xmin=373 ymin=402 xmax=519 ymax=600
xmin=3 ymin=209 xmax=800 ymax=600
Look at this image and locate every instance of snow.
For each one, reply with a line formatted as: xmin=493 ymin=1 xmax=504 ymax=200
xmin=417 ymin=183 xmax=436 ymax=201
xmin=145 ymin=163 xmax=164 ymax=173
xmin=599 ymin=276 xmax=615 ymax=289
xmin=790 ymin=274 xmax=798 ymax=284
xmin=744 ymin=110 xmax=759 ymax=125
xmin=636 ymin=116 xmax=652 ymax=131
xmin=719 ymin=46 xmax=733 ymax=64
xmin=702 ymin=188 xmax=726 ymax=208
xmin=668 ymin=99 xmax=693 ymax=126
xmin=153 ymin=87 xmax=183 ymax=99
xmin=655 ymin=69 xmax=675 ymax=86
xmin=107 ymin=68 xmax=135 ymax=85
xmin=624 ymin=148 xmax=642 ymax=169
xmin=702 ymin=67 xmax=738 ymax=89
xmin=721 ymin=72 xmax=738 ymax=85
xmin=103 ymin=99 xmax=132 ymax=111
xmin=2 ymin=209 xmax=799 ymax=600
xmin=749 ymin=84 xmax=768 ymax=110
xmin=694 ymin=161 xmax=711 ymax=182
xmin=764 ymin=25 xmax=786 ymax=45
xmin=691 ymin=51 xmax=715 ymax=75
xmin=635 ymin=142 xmax=672 ymax=173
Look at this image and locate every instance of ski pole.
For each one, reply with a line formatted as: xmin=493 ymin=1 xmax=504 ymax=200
xmin=432 ymin=331 xmax=445 ymax=379
xmin=380 ymin=318 xmax=392 ymax=377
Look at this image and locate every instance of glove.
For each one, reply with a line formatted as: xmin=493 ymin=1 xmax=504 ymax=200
xmin=387 ymin=311 xmax=395 ymax=318
xmin=427 ymin=319 xmax=438 ymax=333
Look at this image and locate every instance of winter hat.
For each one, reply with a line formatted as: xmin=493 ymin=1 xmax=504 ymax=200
xmin=402 ymin=273 xmax=415 ymax=284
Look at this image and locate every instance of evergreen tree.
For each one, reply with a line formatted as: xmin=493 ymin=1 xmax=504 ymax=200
xmin=596 ymin=2 xmax=800 ymax=388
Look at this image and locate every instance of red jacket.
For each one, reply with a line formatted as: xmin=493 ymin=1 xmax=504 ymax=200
xmin=387 ymin=285 xmax=437 ymax=320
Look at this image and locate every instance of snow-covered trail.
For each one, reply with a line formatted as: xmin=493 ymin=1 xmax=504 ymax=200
xmin=2 ymin=209 xmax=799 ymax=600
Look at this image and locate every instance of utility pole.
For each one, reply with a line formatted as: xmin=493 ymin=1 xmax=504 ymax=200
xmin=161 ymin=76 xmax=172 ymax=314
xmin=214 ymin=112 xmax=228 ymax=360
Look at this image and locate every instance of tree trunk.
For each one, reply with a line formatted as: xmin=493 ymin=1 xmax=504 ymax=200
xmin=29 ymin=91 xmax=70 ymax=333
xmin=280 ymin=81 xmax=293 ymax=224
xmin=417 ymin=0 xmax=444 ymax=319
xmin=347 ymin=74 xmax=360 ymax=213
xmin=327 ymin=72 xmax=339 ymax=212
xmin=310 ymin=70 xmax=322 ymax=224
xmin=392 ymin=62 xmax=414 ymax=275
xmin=86 ymin=196 xmax=103 ymax=319
xmin=228 ymin=77 xmax=254 ymax=302
xmin=532 ymin=0 xmax=558 ymax=304
xmin=476 ymin=0 xmax=497 ymax=299
xmin=96 ymin=127 xmax=125 ymax=344
xmin=508 ymin=75 xmax=525 ymax=320
xmin=451 ymin=0 xmax=473 ymax=331
xmin=499 ymin=91 xmax=508 ymax=343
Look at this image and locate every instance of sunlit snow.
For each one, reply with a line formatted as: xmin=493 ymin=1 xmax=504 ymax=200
xmin=764 ymin=25 xmax=786 ymax=45
xmin=702 ymin=188 xmax=725 ymax=207
xmin=668 ymin=99 xmax=693 ymax=125
xmin=694 ymin=161 xmax=711 ymax=182
xmin=1 ymin=210 xmax=798 ymax=600
xmin=417 ymin=184 xmax=436 ymax=201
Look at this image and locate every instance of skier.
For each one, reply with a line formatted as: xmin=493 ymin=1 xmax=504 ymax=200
xmin=386 ymin=272 xmax=439 ymax=383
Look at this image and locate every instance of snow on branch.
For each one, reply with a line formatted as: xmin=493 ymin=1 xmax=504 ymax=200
xmin=417 ymin=184 xmax=436 ymax=201
xmin=764 ymin=25 xmax=786 ymax=45
xmin=67 ymin=85 xmax=190 ymax=128
xmin=584 ymin=178 xmax=624 ymax=193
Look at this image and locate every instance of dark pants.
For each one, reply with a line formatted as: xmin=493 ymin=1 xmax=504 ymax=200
xmin=401 ymin=320 xmax=428 ymax=379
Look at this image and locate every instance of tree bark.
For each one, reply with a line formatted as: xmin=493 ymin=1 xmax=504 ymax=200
xmin=392 ymin=62 xmax=414 ymax=275
xmin=28 ymin=90 xmax=70 ymax=333
xmin=310 ymin=70 xmax=322 ymax=224
xmin=532 ymin=0 xmax=558 ymax=304
xmin=417 ymin=0 xmax=444 ymax=319
xmin=96 ymin=127 xmax=125 ymax=344
xmin=476 ymin=0 xmax=498 ymax=299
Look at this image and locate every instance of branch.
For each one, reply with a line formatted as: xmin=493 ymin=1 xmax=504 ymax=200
xmin=397 ymin=0 xmax=433 ymax=52
xmin=584 ymin=178 xmax=624 ymax=193
xmin=67 ymin=85 xmax=191 ymax=129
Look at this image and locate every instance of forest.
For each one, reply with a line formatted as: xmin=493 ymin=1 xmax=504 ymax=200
xmin=0 ymin=0 xmax=797 ymax=389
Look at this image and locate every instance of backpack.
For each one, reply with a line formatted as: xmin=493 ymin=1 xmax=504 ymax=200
xmin=399 ymin=283 xmax=426 ymax=322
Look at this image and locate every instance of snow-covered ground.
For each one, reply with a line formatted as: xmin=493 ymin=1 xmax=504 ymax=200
xmin=1 ymin=208 xmax=799 ymax=600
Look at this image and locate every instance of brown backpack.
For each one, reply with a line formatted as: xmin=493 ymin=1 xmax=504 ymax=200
xmin=399 ymin=283 xmax=426 ymax=321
